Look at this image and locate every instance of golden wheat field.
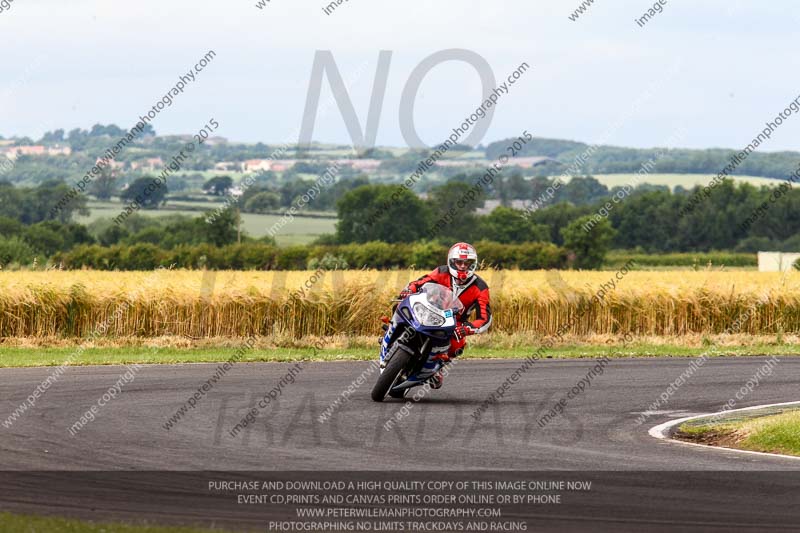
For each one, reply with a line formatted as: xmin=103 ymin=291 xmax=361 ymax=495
xmin=2 ymin=269 xmax=800 ymax=341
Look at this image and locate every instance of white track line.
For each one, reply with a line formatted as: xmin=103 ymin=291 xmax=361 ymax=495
xmin=648 ymin=400 xmax=800 ymax=461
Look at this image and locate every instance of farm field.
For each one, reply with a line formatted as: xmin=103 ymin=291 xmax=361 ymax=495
xmin=76 ymin=201 xmax=336 ymax=244
xmin=2 ymin=269 xmax=799 ymax=342
xmin=587 ymin=173 xmax=779 ymax=190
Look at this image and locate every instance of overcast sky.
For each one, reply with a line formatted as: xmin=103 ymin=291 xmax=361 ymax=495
xmin=1 ymin=0 xmax=799 ymax=152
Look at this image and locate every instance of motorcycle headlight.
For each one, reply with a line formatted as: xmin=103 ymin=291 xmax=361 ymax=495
xmin=412 ymin=303 xmax=445 ymax=326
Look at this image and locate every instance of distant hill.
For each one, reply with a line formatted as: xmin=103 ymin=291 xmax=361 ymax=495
xmin=485 ymin=136 xmax=798 ymax=180
xmin=6 ymin=124 xmax=799 ymax=183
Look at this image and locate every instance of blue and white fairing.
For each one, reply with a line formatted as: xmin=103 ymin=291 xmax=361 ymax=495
xmin=379 ymin=283 xmax=463 ymax=387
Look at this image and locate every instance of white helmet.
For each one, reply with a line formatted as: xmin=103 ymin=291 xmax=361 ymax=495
xmin=447 ymin=242 xmax=478 ymax=285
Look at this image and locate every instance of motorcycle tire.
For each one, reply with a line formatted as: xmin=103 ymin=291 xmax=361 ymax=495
xmin=371 ymin=344 xmax=412 ymax=402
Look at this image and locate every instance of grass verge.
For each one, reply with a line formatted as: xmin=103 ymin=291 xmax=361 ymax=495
xmin=0 ymin=343 xmax=799 ymax=368
xmin=676 ymin=408 xmax=800 ymax=457
xmin=0 ymin=512 xmax=232 ymax=533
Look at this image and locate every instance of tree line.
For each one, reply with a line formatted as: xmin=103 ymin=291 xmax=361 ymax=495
xmin=3 ymin=178 xmax=799 ymax=270
xmin=486 ymin=136 xmax=800 ymax=181
xmin=333 ymin=178 xmax=800 ymax=253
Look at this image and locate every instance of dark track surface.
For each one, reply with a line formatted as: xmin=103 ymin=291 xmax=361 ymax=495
xmin=1 ymin=357 xmax=799 ymax=531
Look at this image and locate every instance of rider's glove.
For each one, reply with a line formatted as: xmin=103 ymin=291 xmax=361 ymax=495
xmin=454 ymin=324 xmax=475 ymax=341
xmin=398 ymin=288 xmax=413 ymax=300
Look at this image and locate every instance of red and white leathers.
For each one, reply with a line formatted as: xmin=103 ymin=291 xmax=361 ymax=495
xmin=405 ymin=265 xmax=492 ymax=359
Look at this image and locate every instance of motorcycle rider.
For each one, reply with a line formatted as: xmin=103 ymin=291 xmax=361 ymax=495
xmin=396 ymin=242 xmax=492 ymax=389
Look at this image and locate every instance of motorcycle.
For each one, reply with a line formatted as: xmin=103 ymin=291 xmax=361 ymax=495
xmin=371 ymin=283 xmax=464 ymax=402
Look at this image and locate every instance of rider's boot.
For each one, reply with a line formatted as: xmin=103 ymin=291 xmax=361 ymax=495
xmin=429 ymin=345 xmax=464 ymax=389
xmin=429 ymin=370 xmax=444 ymax=389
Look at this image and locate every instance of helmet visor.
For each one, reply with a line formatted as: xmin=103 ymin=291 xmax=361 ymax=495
xmin=450 ymin=258 xmax=476 ymax=272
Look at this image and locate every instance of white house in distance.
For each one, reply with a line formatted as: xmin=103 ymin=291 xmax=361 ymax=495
xmin=758 ymin=252 xmax=800 ymax=272
xmin=0 ymin=145 xmax=72 ymax=159
xmin=214 ymin=162 xmax=241 ymax=171
xmin=476 ymin=199 xmax=530 ymax=215
xmin=242 ymin=159 xmax=297 ymax=172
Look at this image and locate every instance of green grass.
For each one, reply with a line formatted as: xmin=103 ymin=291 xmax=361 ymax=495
xmin=1 ymin=343 xmax=798 ymax=368
xmin=0 ymin=512 xmax=233 ymax=533
xmin=160 ymin=199 xmax=227 ymax=208
xmin=741 ymin=412 xmax=800 ymax=454
xmin=677 ymin=409 xmax=800 ymax=456
xmin=76 ymin=201 xmax=336 ymax=243
xmin=77 ymin=202 xmax=218 ymax=225
xmin=237 ymin=212 xmax=335 ymax=245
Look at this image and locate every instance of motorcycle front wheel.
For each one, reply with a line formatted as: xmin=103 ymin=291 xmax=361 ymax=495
xmin=371 ymin=344 xmax=412 ymax=402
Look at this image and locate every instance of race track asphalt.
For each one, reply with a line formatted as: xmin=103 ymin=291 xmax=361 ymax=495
xmin=1 ymin=356 xmax=798 ymax=531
